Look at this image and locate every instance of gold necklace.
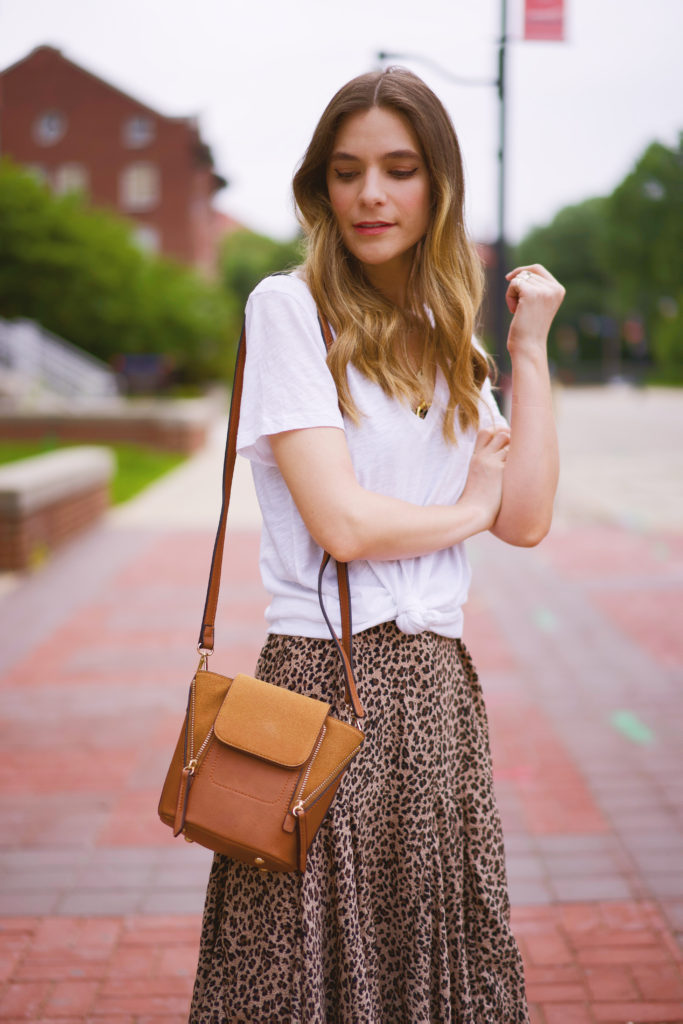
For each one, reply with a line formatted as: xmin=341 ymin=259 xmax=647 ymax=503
xmin=404 ymin=326 xmax=433 ymax=418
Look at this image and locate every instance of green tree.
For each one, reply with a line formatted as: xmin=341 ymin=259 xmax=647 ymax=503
xmin=0 ymin=159 xmax=235 ymax=384
xmin=220 ymin=229 xmax=303 ymax=315
xmin=602 ymin=135 xmax=683 ymax=378
xmin=513 ymin=134 xmax=683 ymax=381
xmin=514 ymin=197 xmax=616 ymax=375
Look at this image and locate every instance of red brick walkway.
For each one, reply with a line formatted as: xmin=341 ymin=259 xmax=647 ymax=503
xmin=1 ymin=519 xmax=682 ymax=1022
xmin=0 ymin=902 xmax=681 ymax=1023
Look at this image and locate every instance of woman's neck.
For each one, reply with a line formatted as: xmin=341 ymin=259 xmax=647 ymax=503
xmin=363 ymin=252 xmax=413 ymax=308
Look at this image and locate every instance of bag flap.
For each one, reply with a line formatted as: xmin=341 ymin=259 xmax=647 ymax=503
xmin=214 ymin=673 xmax=330 ymax=767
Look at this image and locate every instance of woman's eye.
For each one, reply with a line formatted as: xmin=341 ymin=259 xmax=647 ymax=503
xmin=333 ymin=169 xmax=357 ymax=181
xmin=390 ymin=168 xmax=418 ymax=179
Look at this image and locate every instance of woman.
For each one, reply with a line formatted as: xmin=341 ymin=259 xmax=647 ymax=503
xmin=190 ymin=67 xmax=564 ymax=1024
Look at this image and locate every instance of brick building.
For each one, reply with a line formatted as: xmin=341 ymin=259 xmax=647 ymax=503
xmin=0 ymin=45 xmax=232 ymax=275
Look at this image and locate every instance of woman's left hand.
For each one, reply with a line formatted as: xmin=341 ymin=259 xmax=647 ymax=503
xmin=505 ymin=264 xmax=565 ymax=357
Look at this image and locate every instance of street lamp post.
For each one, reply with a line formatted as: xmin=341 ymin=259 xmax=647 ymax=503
xmin=378 ymin=0 xmax=510 ymax=375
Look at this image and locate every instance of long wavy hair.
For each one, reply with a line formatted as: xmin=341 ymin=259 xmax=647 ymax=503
xmin=292 ymin=67 xmax=490 ymax=442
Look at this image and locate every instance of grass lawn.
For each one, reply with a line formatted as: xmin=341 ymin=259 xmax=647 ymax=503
xmin=0 ymin=439 xmax=187 ymax=504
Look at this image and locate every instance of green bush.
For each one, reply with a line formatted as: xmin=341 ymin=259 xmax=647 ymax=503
xmin=220 ymin=229 xmax=303 ymax=314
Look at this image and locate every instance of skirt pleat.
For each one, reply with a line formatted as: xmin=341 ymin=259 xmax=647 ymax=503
xmin=189 ymin=622 xmax=529 ymax=1024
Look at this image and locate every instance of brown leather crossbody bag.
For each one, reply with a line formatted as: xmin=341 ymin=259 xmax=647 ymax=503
xmin=158 ymin=320 xmax=365 ymax=873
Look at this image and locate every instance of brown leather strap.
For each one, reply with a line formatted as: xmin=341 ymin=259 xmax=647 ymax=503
xmin=198 ymin=318 xmax=365 ymax=720
xmin=198 ymin=325 xmax=246 ymax=654
xmin=317 ymin=553 xmax=363 ymax=719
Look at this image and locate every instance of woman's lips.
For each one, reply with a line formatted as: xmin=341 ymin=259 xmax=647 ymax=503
xmin=353 ymin=221 xmax=394 ymax=235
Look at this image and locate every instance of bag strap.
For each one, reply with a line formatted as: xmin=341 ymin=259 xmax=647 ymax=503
xmin=198 ymin=321 xmax=365 ymax=721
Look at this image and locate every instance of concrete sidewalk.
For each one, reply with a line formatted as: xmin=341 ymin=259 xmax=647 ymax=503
xmin=0 ymin=385 xmax=682 ymax=1023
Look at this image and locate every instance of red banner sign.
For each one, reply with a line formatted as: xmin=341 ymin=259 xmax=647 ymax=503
xmin=524 ymin=0 xmax=564 ymax=41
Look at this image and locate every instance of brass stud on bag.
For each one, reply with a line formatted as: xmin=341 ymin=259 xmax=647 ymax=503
xmin=254 ymin=857 xmax=265 ymax=866
xmin=183 ymin=833 xmax=194 ymax=843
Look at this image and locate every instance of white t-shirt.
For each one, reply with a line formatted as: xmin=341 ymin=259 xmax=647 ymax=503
xmin=236 ymin=273 xmax=507 ymax=640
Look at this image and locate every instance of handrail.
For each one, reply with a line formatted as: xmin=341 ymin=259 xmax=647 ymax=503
xmin=0 ymin=318 xmax=119 ymax=399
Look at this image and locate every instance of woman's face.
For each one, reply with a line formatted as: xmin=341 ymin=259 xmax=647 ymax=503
xmin=326 ymin=106 xmax=431 ymax=299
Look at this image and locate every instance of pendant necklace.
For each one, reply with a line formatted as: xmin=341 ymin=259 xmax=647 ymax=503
xmin=414 ymin=359 xmax=432 ymax=419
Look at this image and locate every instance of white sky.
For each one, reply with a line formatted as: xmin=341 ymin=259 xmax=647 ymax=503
xmin=1 ymin=0 xmax=681 ymax=244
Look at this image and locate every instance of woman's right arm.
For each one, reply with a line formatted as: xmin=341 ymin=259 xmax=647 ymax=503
xmin=269 ymin=424 xmax=509 ymax=563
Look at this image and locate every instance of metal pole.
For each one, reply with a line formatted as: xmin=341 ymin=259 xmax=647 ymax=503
xmin=494 ymin=0 xmax=509 ymax=378
xmin=378 ymin=0 xmax=509 ymax=372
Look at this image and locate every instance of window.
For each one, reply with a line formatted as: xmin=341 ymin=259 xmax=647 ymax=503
xmin=120 ymin=163 xmax=160 ymax=211
xmin=123 ymin=115 xmax=155 ymax=148
xmin=54 ymin=163 xmax=89 ymax=195
xmin=134 ymin=225 xmax=161 ymax=253
xmin=34 ymin=110 xmax=66 ymax=146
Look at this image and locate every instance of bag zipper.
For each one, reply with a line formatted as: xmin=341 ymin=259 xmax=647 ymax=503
xmin=292 ymin=733 xmax=360 ymax=817
xmin=291 ymin=724 xmax=326 ymax=814
xmin=185 ymin=664 xmax=215 ymax=775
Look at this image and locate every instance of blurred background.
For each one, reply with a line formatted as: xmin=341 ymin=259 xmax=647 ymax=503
xmin=1 ymin=0 xmax=681 ymax=389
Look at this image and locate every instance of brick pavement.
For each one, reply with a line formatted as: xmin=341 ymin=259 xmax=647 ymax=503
xmin=1 ymin=393 xmax=682 ymax=1022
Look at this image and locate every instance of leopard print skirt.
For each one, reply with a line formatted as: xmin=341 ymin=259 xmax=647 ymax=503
xmin=189 ymin=622 xmax=529 ymax=1024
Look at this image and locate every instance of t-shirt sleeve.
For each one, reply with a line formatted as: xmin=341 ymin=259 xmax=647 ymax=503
xmin=478 ymin=374 xmax=508 ymax=431
xmin=236 ymin=278 xmax=344 ymax=466
xmin=471 ymin=336 xmax=508 ymax=431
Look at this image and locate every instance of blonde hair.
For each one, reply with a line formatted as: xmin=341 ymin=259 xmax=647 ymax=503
xmin=292 ymin=67 xmax=490 ymax=443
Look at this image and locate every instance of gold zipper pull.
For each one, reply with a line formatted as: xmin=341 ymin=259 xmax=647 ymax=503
xmin=174 ymin=763 xmax=195 ymax=836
